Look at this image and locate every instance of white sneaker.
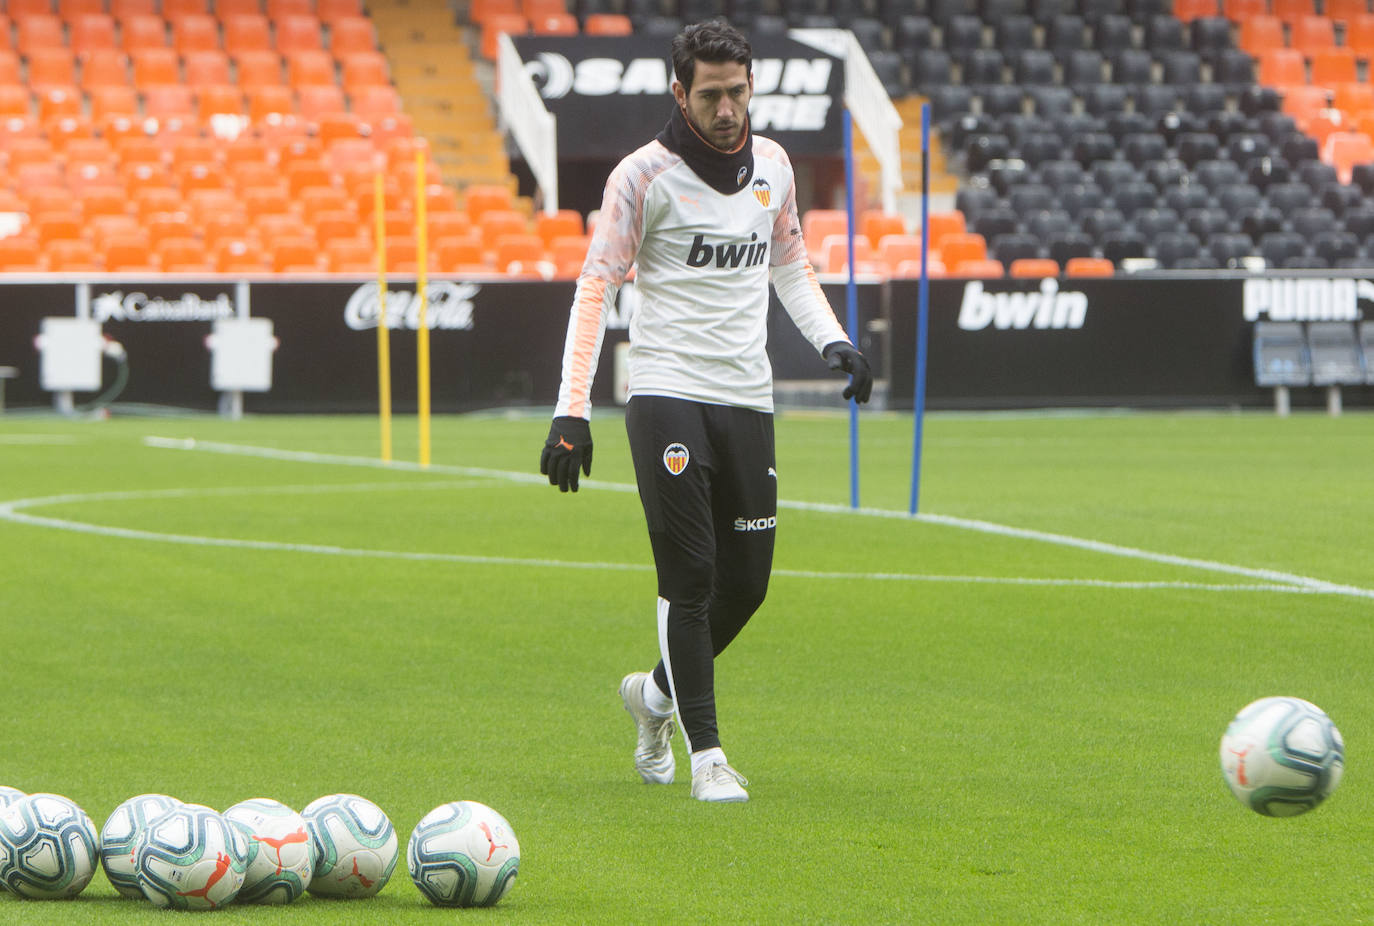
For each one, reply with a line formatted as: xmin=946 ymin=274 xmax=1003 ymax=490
xmin=690 ymin=761 xmax=749 ymax=803
xmin=619 ymin=672 xmax=675 ymax=784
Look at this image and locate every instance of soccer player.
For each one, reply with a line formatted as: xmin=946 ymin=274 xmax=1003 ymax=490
xmin=540 ymin=20 xmax=872 ymax=803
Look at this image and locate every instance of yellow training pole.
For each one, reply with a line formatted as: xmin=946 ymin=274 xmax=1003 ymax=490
xmin=415 ymin=144 xmax=431 ymax=468
xmin=374 ymin=169 xmax=392 ymax=464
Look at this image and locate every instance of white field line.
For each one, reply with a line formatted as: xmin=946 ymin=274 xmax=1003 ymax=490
xmin=0 ymin=435 xmax=1363 ymax=600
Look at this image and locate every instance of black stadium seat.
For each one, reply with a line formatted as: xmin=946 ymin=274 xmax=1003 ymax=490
xmin=990 ymin=232 xmax=1042 ymax=262
xmin=1046 ymin=14 xmax=1088 ymax=50
xmin=1185 ymin=207 xmax=1232 ymax=240
xmin=1165 ymin=185 xmax=1213 ymax=214
xmin=1134 ymin=207 xmax=1181 ymax=240
xmin=1312 ymin=231 xmax=1360 ymax=266
xmin=1101 ymin=230 xmax=1149 ymax=263
xmin=1260 ymin=231 xmax=1307 ymax=268
xmin=1241 ymin=206 xmax=1286 ymax=241
xmin=1048 ymin=232 xmax=1095 ymax=264
xmin=1209 ymin=233 xmax=1256 ymax=267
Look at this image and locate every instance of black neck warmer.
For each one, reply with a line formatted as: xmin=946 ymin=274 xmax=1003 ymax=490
xmin=655 ymin=103 xmax=754 ymax=196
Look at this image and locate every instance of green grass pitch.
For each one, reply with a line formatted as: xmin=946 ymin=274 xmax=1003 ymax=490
xmin=0 ymin=408 xmax=1372 ymax=924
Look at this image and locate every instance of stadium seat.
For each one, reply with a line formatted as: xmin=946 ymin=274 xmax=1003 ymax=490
xmin=1271 ymin=0 xmax=1316 ymax=26
xmin=276 ymin=14 xmax=324 ymax=54
xmin=584 ymin=13 xmax=631 ymax=34
xmin=950 ymin=257 xmax=1004 ymax=277
xmin=172 ymin=14 xmax=219 ymax=53
xmin=326 ymin=237 xmax=374 ymax=272
xmin=288 ymin=50 xmax=336 ymax=87
xmin=1322 ymin=132 xmax=1374 ymax=184
xmin=1311 ymin=48 xmax=1357 ymax=88
xmin=223 ymin=15 xmax=272 ymax=55
xmin=434 ymin=233 xmax=487 ymax=272
xmin=184 ymin=49 xmax=231 ymax=87
xmin=1008 ymin=257 xmax=1059 ymax=278
xmin=329 ymin=16 xmax=377 ymax=57
xmin=480 ymin=14 xmax=528 ymax=59
xmin=940 ymin=232 xmax=988 ymax=268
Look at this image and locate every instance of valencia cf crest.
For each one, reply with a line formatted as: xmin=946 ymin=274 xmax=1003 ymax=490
xmin=662 ymin=442 xmax=690 ymax=475
xmin=736 ymin=165 xmax=748 ymax=187
xmin=752 ymin=178 xmax=771 ymax=207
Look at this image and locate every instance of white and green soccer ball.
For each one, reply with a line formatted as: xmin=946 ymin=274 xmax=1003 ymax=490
xmin=135 ymin=803 xmax=248 ymax=910
xmin=302 ymin=793 xmax=397 ymax=898
xmin=224 ymin=798 xmax=314 ymax=904
xmin=100 ymin=794 xmax=181 ymax=898
xmin=0 ymin=792 xmax=100 ymax=898
xmin=0 ymin=788 xmax=23 ymax=894
xmin=1221 ymin=696 xmax=1345 ymax=817
xmin=407 ymin=800 xmax=519 ymax=908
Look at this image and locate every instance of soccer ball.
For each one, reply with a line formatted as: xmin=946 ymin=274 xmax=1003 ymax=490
xmin=302 ymin=793 xmax=397 ymax=898
xmin=0 ymin=792 xmax=100 ymax=899
xmin=1220 ymin=696 xmax=1345 ymax=817
xmin=407 ymin=801 xmax=520 ymax=908
xmin=135 ymin=803 xmax=249 ymax=910
xmin=0 ymin=788 xmax=22 ymax=894
xmin=99 ymin=793 xmax=181 ymax=898
xmin=224 ymin=798 xmax=314 ymax=904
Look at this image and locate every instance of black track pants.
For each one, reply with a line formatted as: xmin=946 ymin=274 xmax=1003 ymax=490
xmin=625 ymin=395 xmax=777 ymax=755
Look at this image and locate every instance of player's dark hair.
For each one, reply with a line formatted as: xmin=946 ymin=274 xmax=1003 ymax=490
xmin=671 ymin=20 xmax=752 ymax=94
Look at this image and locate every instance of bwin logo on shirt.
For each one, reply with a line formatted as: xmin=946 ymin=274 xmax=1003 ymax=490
xmin=686 ymin=233 xmax=768 ymax=269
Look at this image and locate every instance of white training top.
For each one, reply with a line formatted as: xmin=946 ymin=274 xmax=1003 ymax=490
xmin=554 ymin=134 xmax=850 ymax=418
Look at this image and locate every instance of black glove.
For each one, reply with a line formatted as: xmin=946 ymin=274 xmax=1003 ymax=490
xmin=540 ymin=416 xmax=593 ymax=492
xmin=823 ymin=341 xmax=873 ymax=403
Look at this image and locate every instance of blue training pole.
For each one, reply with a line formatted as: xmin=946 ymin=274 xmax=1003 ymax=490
xmin=909 ymin=102 xmax=931 ymax=516
xmin=843 ymin=109 xmax=860 ymax=510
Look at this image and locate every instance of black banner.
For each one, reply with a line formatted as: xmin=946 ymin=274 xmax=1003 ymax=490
xmin=1 ymin=275 xmax=1370 ymax=413
xmin=513 ymin=35 xmax=844 ymax=159
xmin=887 ymin=276 xmax=1373 ymax=409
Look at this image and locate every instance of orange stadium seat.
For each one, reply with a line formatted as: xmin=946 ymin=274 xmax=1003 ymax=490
xmin=350 ymin=85 xmax=401 ymax=119
xmin=7 ymin=0 xmax=53 ymax=15
xmin=215 ymin=0 xmax=262 ymax=16
xmin=1323 ymin=131 xmax=1374 ymax=183
xmin=133 ymin=47 xmax=181 ymax=86
xmin=223 ymin=15 xmax=272 ymax=55
xmin=470 ymin=0 xmax=519 ymax=24
xmin=326 ymin=237 xmax=373 ymax=272
xmin=1065 ymin=256 xmax=1115 ymax=277
xmin=59 ymin=0 xmax=103 ymax=18
xmin=275 ymin=15 xmax=324 ymax=54
xmin=435 ymin=233 xmax=486 ymax=272
xmin=316 ymin=0 xmax=362 ymax=22
xmin=120 ymin=15 xmax=168 ymax=52
xmin=1272 ymin=0 xmax=1316 ymax=25
xmin=26 ymin=49 xmax=77 ymax=91
xmin=0 ymin=50 xmax=22 ymax=84
xmin=287 ymin=50 xmax=336 ymax=87
xmin=232 ymin=162 xmax=281 ymax=191
xmin=216 ymin=238 xmax=269 ymax=272
xmin=480 ymin=14 xmax=528 ymax=60
xmin=0 ymin=85 xmax=31 ymax=116
xmin=36 ymin=85 xmax=82 ymax=120
xmin=312 ymin=210 xmax=361 ymax=246
xmin=940 ymin=232 xmax=988 ymax=268
xmin=340 ymin=51 xmax=388 ymax=92
xmin=234 ymin=49 xmax=284 ymax=88
xmin=105 ymin=233 xmax=158 ymax=270
xmin=267 ymin=0 xmax=312 ymax=17
xmin=1290 ymin=15 xmax=1335 ymax=56
xmin=299 ymin=184 xmax=351 ymax=219
xmin=1312 ymin=47 xmax=1357 ymax=86
xmin=162 ymin=0 xmax=208 ymax=17
xmin=171 ymin=14 xmax=221 ymax=53
xmin=381 ymin=236 xmax=417 ymax=270
xmin=802 ymin=209 xmax=847 ymax=255
xmin=523 ymin=0 xmax=565 ymax=18
xmin=951 ymin=257 xmax=1004 ymax=277
xmin=109 ymin=0 xmax=156 ymax=18
xmin=463 ymin=183 xmax=512 ymax=220
xmin=1009 ymin=257 xmax=1060 ymax=278
xmin=535 ymin=208 xmax=582 ymax=246
xmin=426 ymin=209 xmax=470 ymax=240
xmin=297 ymin=83 xmax=345 ymax=118
xmin=157 ymin=237 xmax=214 ymax=271
xmin=1257 ymin=49 xmax=1306 ymax=89
xmin=248 ymin=84 xmax=295 ymax=120
xmin=584 ymin=13 xmax=631 ymax=35
xmin=1283 ymin=85 xmax=1331 ymax=131
xmin=0 ymin=237 xmax=43 ymax=271
xmin=184 ymin=49 xmax=231 ymax=86
xmin=477 ymin=208 xmax=528 ymax=245
xmin=1237 ymin=15 xmax=1284 ymax=57
xmin=495 ymin=232 xmax=547 ymax=274
xmin=819 ymin=234 xmax=875 ymax=272
xmin=272 ymin=235 xmax=322 ymax=271
xmin=531 ymin=12 xmax=578 ymax=35
xmin=80 ymin=50 xmax=132 ymax=90
xmin=328 ymin=16 xmax=377 ymax=57
xmin=46 ymin=238 xmax=104 ymax=271
xmin=861 ymin=211 xmax=906 ymax=245
xmin=548 ymin=233 xmax=588 ymax=275
xmin=69 ymin=14 xmax=118 ymax=55
xmin=876 ymin=234 xmax=924 ymax=271
xmin=1326 ymin=0 xmax=1370 ymax=26
xmin=16 ymin=15 xmax=66 ymax=55
xmin=198 ymin=84 xmax=244 ymax=119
